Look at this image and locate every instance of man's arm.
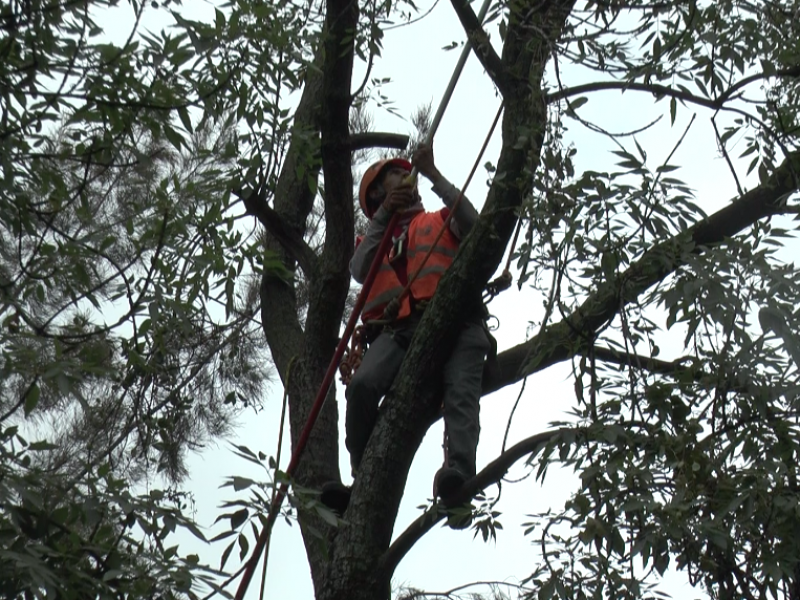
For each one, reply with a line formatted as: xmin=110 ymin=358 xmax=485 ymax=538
xmin=350 ymin=207 xmax=393 ymax=283
xmin=413 ymin=144 xmax=479 ymax=239
xmin=429 ymin=174 xmax=479 ymax=239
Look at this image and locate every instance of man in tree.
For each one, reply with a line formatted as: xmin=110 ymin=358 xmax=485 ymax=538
xmin=322 ymin=144 xmax=491 ymax=516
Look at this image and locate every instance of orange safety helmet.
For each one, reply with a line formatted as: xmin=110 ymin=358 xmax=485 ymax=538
xmin=358 ymin=158 xmax=413 ymax=218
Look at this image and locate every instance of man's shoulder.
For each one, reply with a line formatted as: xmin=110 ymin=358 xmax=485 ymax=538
xmin=415 ymin=208 xmax=448 ymax=221
xmin=410 ymin=209 xmax=449 ymax=237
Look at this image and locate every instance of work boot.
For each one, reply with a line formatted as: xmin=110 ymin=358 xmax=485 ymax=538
xmin=434 ymin=467 xmax=467 ymax=507
xmin=434 ymin=467 xmax=474 ymax=530
xmin=320 ymin=481 xmax=351 ymax=516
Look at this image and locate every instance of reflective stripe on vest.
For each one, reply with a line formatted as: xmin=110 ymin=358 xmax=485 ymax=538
xmin=406 ymin=244 xmax=457 ymax=259
xmin=407 ymin=212 xmax=459 ymax=302
xmin=363 ymin=286 xmax=402 ymax=316
xmin=362 ymin=262 xmax=412 ymax=322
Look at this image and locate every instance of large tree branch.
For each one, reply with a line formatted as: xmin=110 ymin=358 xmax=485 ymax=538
xmin=347 ymin=132 xmax=409 ymax=152
xmin=545 ymin=65 xmax=800 ymax=109
xmin=449 ymin=0 xmax=508 ymax=94
xmin=483 ymin=150 xmax=800 ymax=395
xmin=258 ymin=54 xmax=325 ymax=381
xmin=590 ymin=346 xmax=696 ymax=377
xmin=253 ymin=51 xmax=335 ymax=594
xmin=380 ymin=428 xmax=566 ymax=575
xmin=323 ymin=2 xmax=579 ymax=597
xmin=546 ymin=80 xmax=722 ymax=109
xmin=298 ymin=0 xmax=361 ymax=593
xmin=239 ymin=186 xmax=317 ymax=279
xmin=306 ymin=0 xmax=358 ymax=360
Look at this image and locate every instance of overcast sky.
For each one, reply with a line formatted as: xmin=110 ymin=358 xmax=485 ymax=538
xmin=95 ymin=0 xmax=786 ymax=597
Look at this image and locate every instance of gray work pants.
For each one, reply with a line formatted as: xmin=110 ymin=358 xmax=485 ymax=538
xmin=345 ymin=318 xmax=490 ymax=478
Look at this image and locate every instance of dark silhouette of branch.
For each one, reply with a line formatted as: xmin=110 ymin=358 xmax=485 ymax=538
xmin=484 ymin=150 xmax=800 ymax=394
xmin=545 ymin=65 xmax=800 ymax=109
xmin=237 ymin=184 xmax=317 ymax=278
xmin=712 ymin=114 xmax=745 ymax=197
xmin=547 ymin=80 xmax=721 ymax=110
xmin=720 ymin=65 xmax=800 ymax=104
xmin=590 ymin=346 xmax=696 ymax=376
xmin=0 ymin=380 xmax=33 ymax=423
xmin=399 ymin=580 xmax=533 ymax=600
xmin=448 ymin=0 xmax=508 ymax=94
xmin=381 ymin=428 xmax=568 ymax=575
xmin=347 ymin=132 xmax=409 ymax=151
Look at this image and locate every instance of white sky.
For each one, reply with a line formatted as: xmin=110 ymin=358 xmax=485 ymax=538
xmin=96 ymin=0 xmax=797 ymax=598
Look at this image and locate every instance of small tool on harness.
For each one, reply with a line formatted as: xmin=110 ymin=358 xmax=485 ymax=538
xmin=339 ymin=325 xmax=367 ymax=386
xmin=484 ymin=269 xmax=513 ymax=301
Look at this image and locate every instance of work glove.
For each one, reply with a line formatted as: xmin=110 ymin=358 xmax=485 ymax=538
xmin=412 ymin=143 xmax=442 ymax=182
xmin=382 ymin=182 xmax=417 ymax=213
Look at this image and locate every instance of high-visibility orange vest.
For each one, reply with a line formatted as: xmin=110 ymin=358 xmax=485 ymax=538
xmin=407 ymin=211 xmax=458 ymax=302
xmin=361 ymin=210 xmax=458 ymax=322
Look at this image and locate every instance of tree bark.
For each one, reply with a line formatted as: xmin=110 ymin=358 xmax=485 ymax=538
xmin=318 ymin=2 xmax=578 ymax=599
xmin=256 ymin=54 xmax=338 ymax=593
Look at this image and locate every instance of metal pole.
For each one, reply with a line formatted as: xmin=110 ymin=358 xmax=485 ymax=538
xmin=408 ymin=0 xmax=494 ymax=181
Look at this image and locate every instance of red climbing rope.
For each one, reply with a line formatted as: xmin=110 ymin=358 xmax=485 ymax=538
xmin=233 ymin=214 xmax=399 ymax=600
xmin=236 ymin=22 xmax=504 ymax=592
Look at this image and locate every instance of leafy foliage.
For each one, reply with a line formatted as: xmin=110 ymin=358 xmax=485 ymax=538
xmin=3 ymin=0 xmax=800 ymax=596
xmin=0 ymin=423 xmax=222 ymax=599
xmin=0 ymin=0 xmax=279 ymax=594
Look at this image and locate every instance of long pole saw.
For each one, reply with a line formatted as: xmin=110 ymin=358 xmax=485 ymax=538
xmin=407 ymin=0 xmax=493 ymax=183
xmin=234 ymin=1 xmax=494 ymax=596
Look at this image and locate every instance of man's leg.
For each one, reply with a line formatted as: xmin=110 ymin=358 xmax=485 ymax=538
xmin=438 ymin=321 xmax=490 ymax=497
xmin=345 ymin=330 xmax=407 ymax=474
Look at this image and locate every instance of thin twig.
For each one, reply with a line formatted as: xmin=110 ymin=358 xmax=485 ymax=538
xmin=712 ymin=112 xmax=744 ymax=197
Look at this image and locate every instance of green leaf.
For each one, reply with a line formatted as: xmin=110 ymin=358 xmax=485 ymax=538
xmin=232 ymin=476 xmax=255 ymax=491
xmin=24 ymin=384 xmax=40 ymax=416
xmin=163 ymin=125 xmax=184 ymax=150
xmin=759 ymin=305 xmax=800 ymax=368
xmin=178 ymin=107 xmax=193 ymax=133
xmin=237 ymin=532 xmax=249 ymax=560
xmin=28 ymin=440 xmax=59 ymax=451
xmin=315 ymin=505 xmax=339 ymax=527
xmin=182 ymin=519 xmax=208 ymax=542
xmin=568 ymin=96 xmax=588 ymax=111
xmin=230 ymin=508 xmax=248 ymax=530
xmin=220 ymin=540 xmax=234 ymax=570
xmin=670 ymin=97 xmax=677 ymax=125
xmin=210 ymin=530 xmax=236 ymax=542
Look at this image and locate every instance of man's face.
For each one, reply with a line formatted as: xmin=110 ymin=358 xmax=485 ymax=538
xmin=367 ymin=165 xmax=412 ymax=213
xmin=379 ymin=166 xmax=410 ymax=193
